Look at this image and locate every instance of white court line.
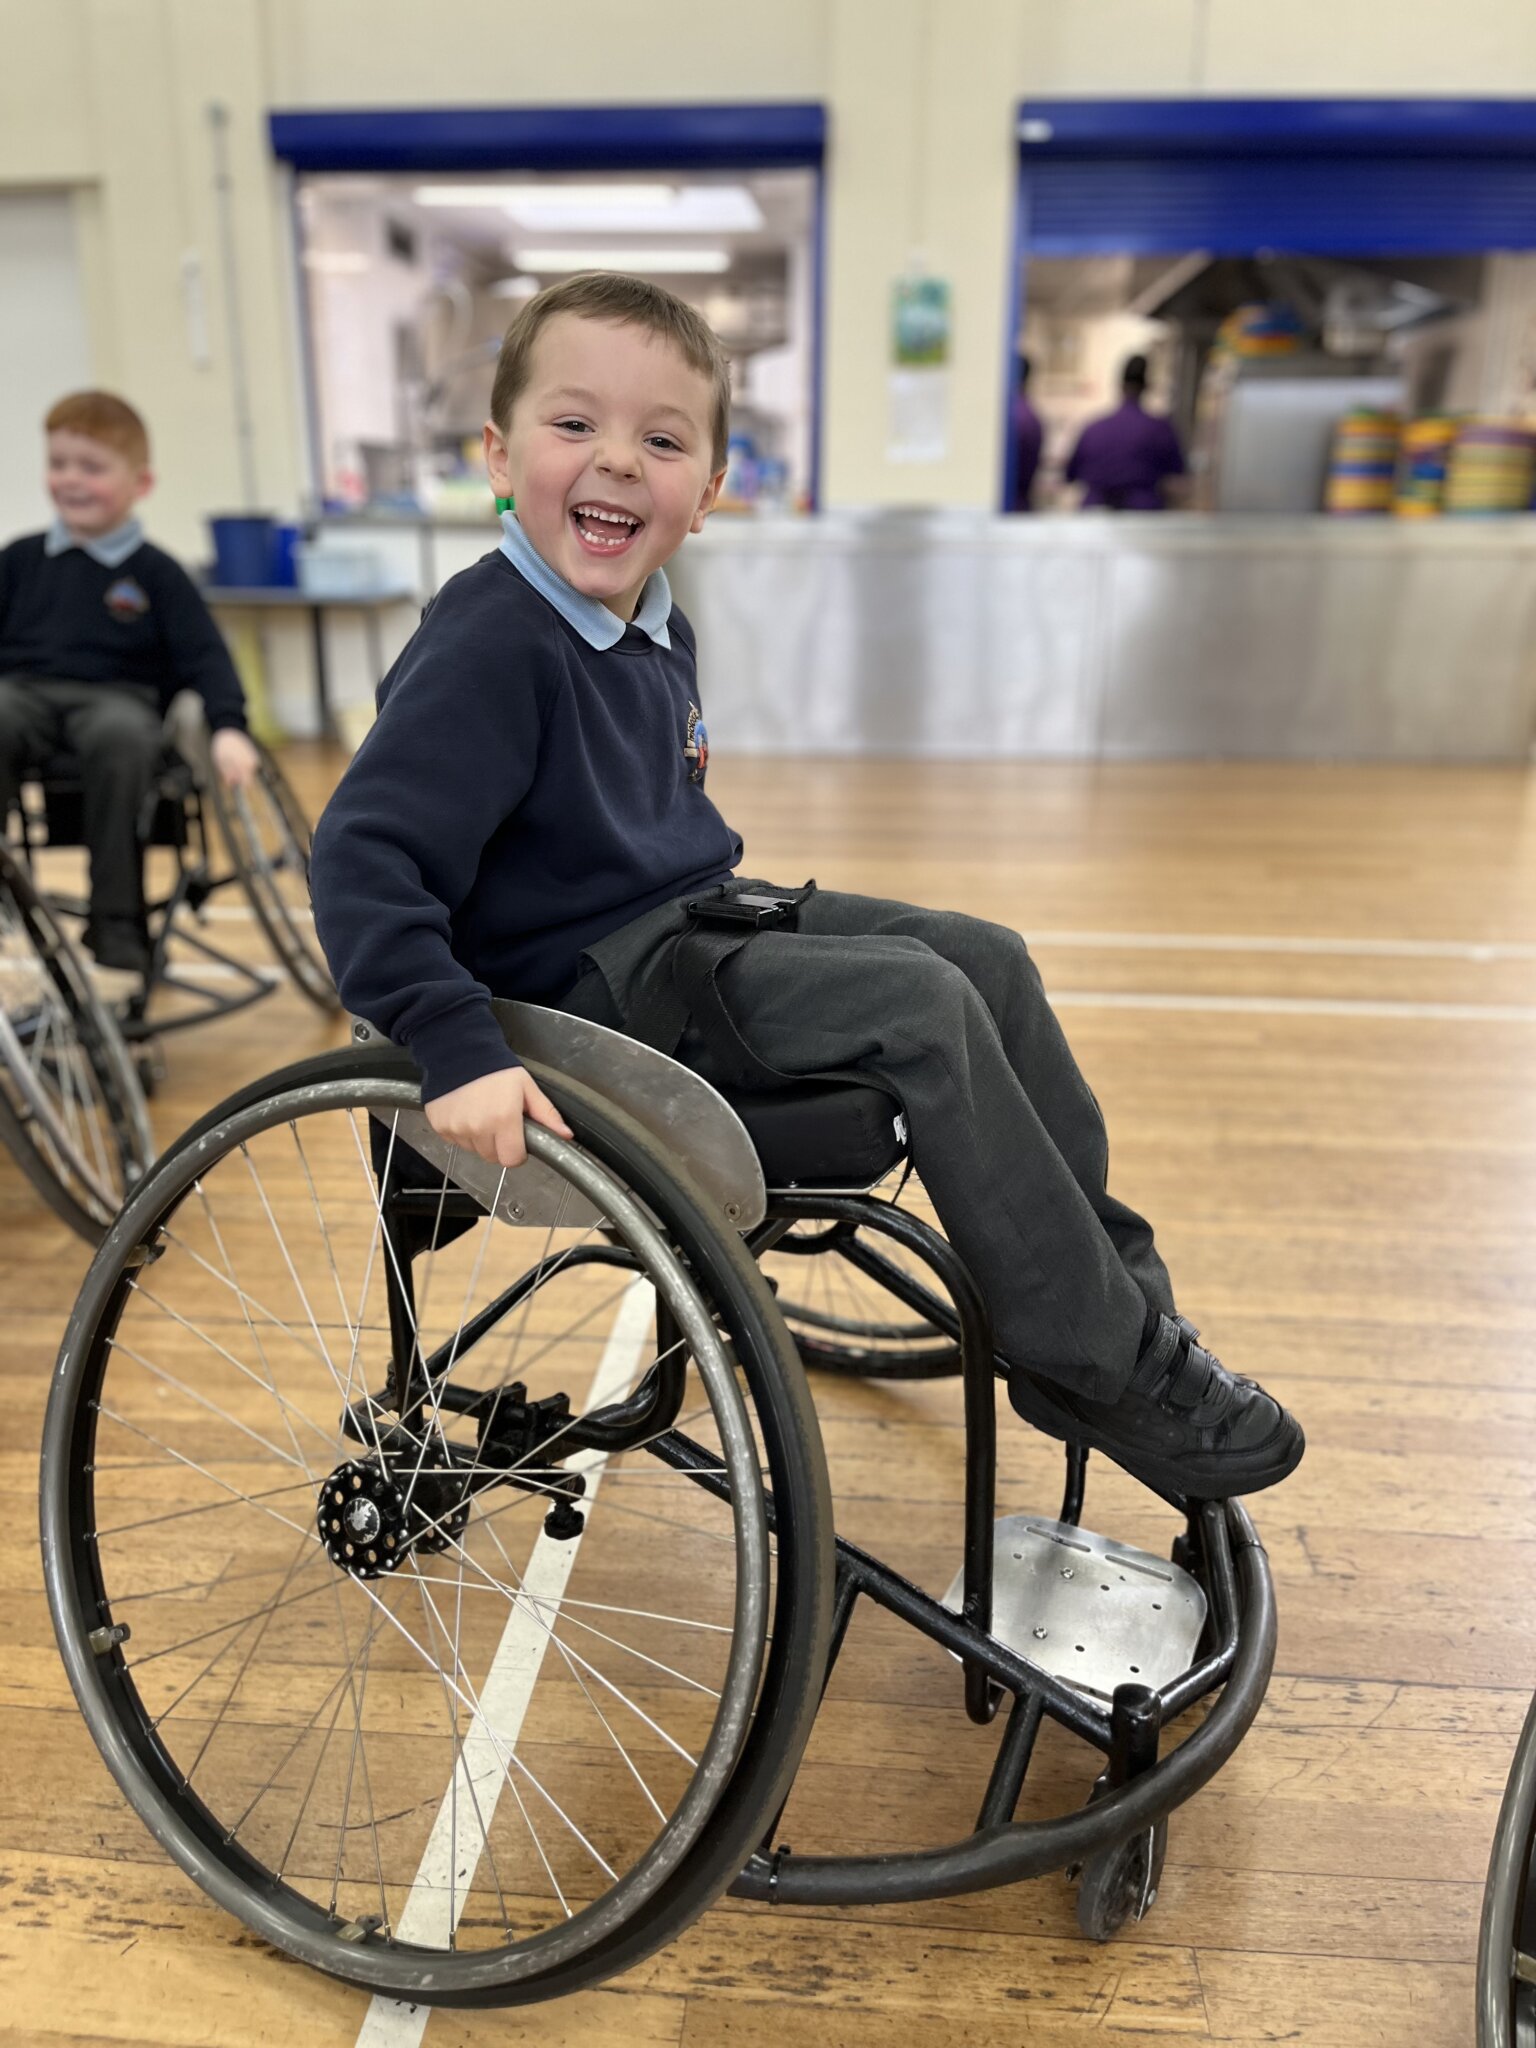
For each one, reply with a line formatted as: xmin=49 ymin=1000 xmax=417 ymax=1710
xmin=192 ymin=909 xmax=1531 ymax=958
xmin=1022 ymin=929 xmax=1536 ymax=962
xmin=112 ymin=968 xmax=1536 ymax=1019
xmin=354 ymin=1278 xmax=655 ymax=2046
xmin=1051 ymin=990 xmax=1536 ymax=1023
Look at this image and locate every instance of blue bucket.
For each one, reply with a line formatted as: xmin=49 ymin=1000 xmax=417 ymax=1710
xmin=209 ymin=514 xmax=275 ymax=588
xmin=268 ymin=523 xmax=300 ymax=587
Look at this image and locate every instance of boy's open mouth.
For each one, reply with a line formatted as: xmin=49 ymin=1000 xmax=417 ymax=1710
xmin=570 ymin=502 xmax=644 ymax=555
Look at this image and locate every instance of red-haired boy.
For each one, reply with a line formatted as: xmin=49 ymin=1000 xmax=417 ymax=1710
xmin=0 ymin=391 xmax=258 ymax=978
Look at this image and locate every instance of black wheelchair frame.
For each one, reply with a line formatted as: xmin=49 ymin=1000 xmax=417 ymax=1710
xmin=324 ymin=1015 xmax=1274 ymax=1929
xmin=733 ymin=1187 xmax=1274 ymax=1918
xmin=41 ymin=1002 xmax=1277 ymax=2004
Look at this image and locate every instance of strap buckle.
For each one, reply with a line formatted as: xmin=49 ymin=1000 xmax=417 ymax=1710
xmin=686 ymin=886 xmax=811 ymax=933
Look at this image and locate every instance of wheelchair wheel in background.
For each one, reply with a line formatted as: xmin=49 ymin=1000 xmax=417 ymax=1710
xmin=0 ymin=845 xmax=154 ymax=1242
xmin=42 ymin=1051 xmax=833 ymax=2006
xmin=204 ymin=741 xmax=341 ymax=1013
xmin=1477 ymin=1688 xmax=1536 ymax=2046
xmin=765 ymin=1167 xmax=962 ymax=1379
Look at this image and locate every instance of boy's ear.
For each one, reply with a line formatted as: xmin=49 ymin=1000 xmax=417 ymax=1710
xmin=483 ymin=420 xmax=512 ymax=498
xmin=132 ymin=466 xmax=154 ymax=504
xmin=690 ymin=467 xmax=727 ymax=535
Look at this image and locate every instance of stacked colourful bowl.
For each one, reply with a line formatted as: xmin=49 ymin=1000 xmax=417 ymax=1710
xmin=1444 ymin=418 xmax=1536 ymax=515
xmin=1325 ymin=409 xmax=1402 ymax=515
xmin=1393 ymin=416 xmax=1458 ymax=517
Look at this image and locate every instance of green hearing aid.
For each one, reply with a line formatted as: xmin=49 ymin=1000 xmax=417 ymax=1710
xmin=494 ymin=495 xmax=515 ymax=512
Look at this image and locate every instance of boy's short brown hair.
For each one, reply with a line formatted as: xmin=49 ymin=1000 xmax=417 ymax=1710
xmin=489 ymin=273 xmax=732 ymax=471
xmin=45 ymin=391 xmax=151 ymax=468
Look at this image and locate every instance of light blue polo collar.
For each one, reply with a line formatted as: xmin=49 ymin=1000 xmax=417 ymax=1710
xmin=499 ymin=511 xmax=671 ymax=651
xmin=44 ymin=517 xmax=145 ymax=569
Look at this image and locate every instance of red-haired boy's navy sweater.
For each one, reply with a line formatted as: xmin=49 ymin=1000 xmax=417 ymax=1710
xmin=309 ymin=549 xmax=739 ymax=1102
xmin=0 ymin=531 xmax=247 ymax=730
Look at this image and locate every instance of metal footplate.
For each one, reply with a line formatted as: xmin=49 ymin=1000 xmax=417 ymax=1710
xmin=942 ymin=1516 xmax=1206 ymax=1699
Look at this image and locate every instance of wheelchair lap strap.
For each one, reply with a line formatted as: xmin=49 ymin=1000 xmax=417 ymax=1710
xmin=670 ymin=926 xmax=791 ymax=1092
xmin=618 ymin=883 xmax=815 ymax=1093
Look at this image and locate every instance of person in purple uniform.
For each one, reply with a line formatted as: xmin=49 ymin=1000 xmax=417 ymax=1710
xmin=1065 ymin=353 xmax=1185 ymax=511
xmin=1008 ymin=354 xmax=1044 ymax=511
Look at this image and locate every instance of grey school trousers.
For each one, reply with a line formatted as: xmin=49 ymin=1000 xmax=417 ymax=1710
xmin=0 ymin=675 xmax=163 ymax=927
xmin=575 ymin=885 xmax=1174 ymax=1401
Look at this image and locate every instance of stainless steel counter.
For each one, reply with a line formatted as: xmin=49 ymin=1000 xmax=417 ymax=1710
xmin=671 ymin=512 xmax=1536 ymax=761
xmin=313 ymin=510 xmax=1536 ymax=760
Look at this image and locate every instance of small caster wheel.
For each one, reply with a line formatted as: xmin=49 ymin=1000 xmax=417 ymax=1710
xmin=1075 ymin=1819 xmax=1167 ymax=1942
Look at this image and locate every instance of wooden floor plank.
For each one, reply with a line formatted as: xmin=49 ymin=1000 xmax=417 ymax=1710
xmin=7 ymin=751 xmax=1536 ymax=2048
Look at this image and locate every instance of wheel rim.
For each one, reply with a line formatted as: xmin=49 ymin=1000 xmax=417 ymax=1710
xmin=44 ymin=1076 xmax=776 ymax=1995
xmin=212 ymin=752 xmax=337 ymax=1009
xmin=0 ymin=851 xmax=153 ymax=1227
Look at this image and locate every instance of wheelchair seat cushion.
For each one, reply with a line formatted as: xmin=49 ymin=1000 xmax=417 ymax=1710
xmin=723 ymin=1078 xmax=907 ymax=1188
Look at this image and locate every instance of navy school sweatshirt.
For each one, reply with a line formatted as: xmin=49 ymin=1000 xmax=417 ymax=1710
xmin=309 ymin=549 xmax=741 ymax=1101
xmin=0 ymin=532 xmax=247 ymax=731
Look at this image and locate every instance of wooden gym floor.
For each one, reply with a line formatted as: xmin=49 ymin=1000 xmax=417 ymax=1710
xmin=4 ymin=748 xmax=1535 ymax=2048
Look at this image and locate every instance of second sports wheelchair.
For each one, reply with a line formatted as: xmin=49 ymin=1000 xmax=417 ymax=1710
xmin=41 ymin=1000 xmax=1276 ymax=2007
xmin=9 ymin=693 xmax=338 ymax=1046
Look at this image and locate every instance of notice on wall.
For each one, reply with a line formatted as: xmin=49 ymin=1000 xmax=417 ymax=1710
xmin=887 ymin=275 xmax=951 ymax=464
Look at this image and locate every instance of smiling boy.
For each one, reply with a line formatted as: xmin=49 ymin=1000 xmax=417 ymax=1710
xmin=311 ymin=273 xmax=1303 ymax=1502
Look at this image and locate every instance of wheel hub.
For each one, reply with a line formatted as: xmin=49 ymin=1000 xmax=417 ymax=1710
xmin=316 ymin=1456 xmax=471 ymax=1579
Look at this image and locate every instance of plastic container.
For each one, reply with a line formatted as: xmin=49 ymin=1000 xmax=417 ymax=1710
xmin=267 ymin=523 xmax=301 ymax=587
xmin=295 ymin=543 xmax=386 ymax=598
xmin=208 ymin=514 xmax=276 ymax=588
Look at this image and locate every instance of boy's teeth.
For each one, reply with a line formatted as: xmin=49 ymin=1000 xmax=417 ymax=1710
xmin=573 ymin=506 xmax=639 ymax=548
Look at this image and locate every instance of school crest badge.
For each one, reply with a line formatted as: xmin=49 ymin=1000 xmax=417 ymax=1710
xmin=684 ymin=701 xmax=709 ymax=785
xmin=103 ymin=577 xmax=150 ymax=622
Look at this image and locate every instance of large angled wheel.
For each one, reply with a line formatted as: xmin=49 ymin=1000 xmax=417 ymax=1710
xmin=1479 ymin=1690 xmax=1536 ymax=2046
xmin=42 ymin=1049 xmax=832 ymax=2005
xmin=204 ymin=742 xmax=340 ymax=1013
xmin=0 ymin=844 xmax=154 ymax=1240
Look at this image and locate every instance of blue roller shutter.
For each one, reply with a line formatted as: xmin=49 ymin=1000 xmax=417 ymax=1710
xmin=1017 ymin=101 xmax=1536 ymax=256
xmin=1023 ymin=154 xmax=1536 ymax=256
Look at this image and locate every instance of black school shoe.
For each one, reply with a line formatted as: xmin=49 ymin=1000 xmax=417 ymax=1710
xmin=1006 ymin=1313 xmax=1304 ymax=1501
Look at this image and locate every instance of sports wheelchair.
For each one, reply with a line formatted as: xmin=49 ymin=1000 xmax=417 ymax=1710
xmin=9 ymin=693 xmax=339 ymax=1046
xmin=0 ymin=841 xmax=153 ymax=1240
xmin=41 ymin=1001 xmax=1276 ymax=2008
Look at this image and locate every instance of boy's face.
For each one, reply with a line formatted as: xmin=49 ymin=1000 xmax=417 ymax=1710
xmin=485 ymin=313 xmax=726 ymax=621
xmin=47 ymin=430 xmax=151 ymax=537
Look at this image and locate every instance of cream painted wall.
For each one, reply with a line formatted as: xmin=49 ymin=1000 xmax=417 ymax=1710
xmin=7 ymin=0 xmax=1536 ymax=550
xmin=0 ymin=194 xmax=94 ymax=537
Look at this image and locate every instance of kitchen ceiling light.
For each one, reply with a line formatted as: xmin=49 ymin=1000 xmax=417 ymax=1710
xmin=505 ymin=186 xmax=763 ymax=234
xmin=412 ymin=184 xmax=764 ymax=235
xmin=413 ymin=183 xmax=676 ymax=210
xmin=512 ymin=248 xmax=732 ymax=275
